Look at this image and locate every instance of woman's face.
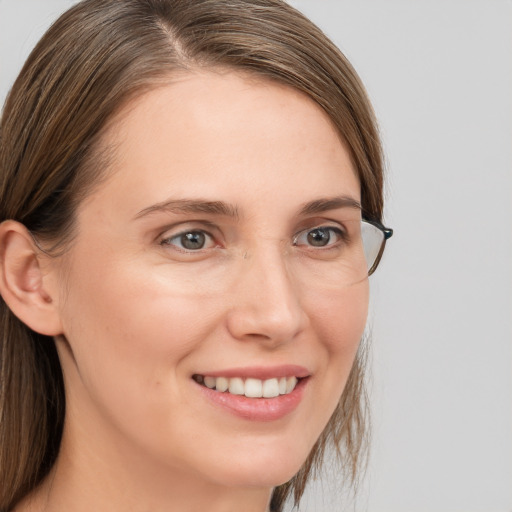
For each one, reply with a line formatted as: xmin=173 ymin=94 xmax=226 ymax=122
xmin=52 ymin=70 xmax=369 ymax=489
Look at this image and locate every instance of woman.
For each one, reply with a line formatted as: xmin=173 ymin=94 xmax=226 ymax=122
xmin=0 ymin=1 xmax=392 ymax=511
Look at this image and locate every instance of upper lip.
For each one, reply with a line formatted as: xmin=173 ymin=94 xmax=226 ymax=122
xmin=193 ymin=365 xmax=310 ymax=380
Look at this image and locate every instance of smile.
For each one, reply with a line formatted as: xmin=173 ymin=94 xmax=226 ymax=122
xmin=193 ymin=375 xmax=299 ymax=398
xmin=192 ymin=365 xmax=310 ymax=421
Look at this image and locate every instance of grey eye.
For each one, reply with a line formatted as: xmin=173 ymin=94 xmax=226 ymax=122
xmin=180 ymin=231 xmax=206 ymax=250
xmin=294 ymin=226 xmax=343 ymax=248
xmin=306 ymin=228 xmax=331 ymax=247
xmin=162 ymin=230 xmax=215 ymax=251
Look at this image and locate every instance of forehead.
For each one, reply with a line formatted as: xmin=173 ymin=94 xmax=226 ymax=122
xmin=81 ymin=69 xmax=360 ymax=220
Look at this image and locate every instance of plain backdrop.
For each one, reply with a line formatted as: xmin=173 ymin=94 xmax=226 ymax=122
xmin=1 ymin=1 xmax=511 ymax=511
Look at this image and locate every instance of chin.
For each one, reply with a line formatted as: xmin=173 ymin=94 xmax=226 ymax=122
xmin=214 ymin=464 xmax=301 ymax=490
xmin=201 ymin=438 xmax=313 ymax=489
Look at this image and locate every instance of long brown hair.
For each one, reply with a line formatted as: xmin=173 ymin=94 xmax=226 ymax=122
xmin=0 ymin=1 xmax=383 ymax=510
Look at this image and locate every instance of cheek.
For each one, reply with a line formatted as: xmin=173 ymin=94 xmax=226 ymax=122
xmin=305 ymin=281 xmax=369 ymax=409
xmin=57 ymin=254 xmax=220 ymax=409
xmin=309 ymin=281 xmax=369 ymax=353
xmin=56 ymin=256 xmax=235 ymax=469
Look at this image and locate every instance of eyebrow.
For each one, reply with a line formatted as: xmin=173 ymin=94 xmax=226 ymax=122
xmin=134 ymin=199 xmax=240 ymax=220
xmin=134 ymin=195 xmax=361 ymax=220
xmin=299 ymin=195 xmax=362 ymax=215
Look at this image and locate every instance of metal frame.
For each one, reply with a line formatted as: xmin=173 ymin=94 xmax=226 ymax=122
xmin=362 ymin=219 xmax=393 ymax=276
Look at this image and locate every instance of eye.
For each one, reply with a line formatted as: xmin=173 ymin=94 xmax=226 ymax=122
xmin=293 ymin=226 xmax=345 ymax=248
xmin=161 ymin=230 xmax=216 ymax=251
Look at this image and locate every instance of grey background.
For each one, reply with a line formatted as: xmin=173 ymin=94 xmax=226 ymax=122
xmin=1 ymin=1 xmax=511 ymax=511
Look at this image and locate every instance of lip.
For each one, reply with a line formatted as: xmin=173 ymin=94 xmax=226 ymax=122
xmin=194 ymin=364 xmax=310 ymax=380
xmin=194 ymin=376 xmax=309 ymax=422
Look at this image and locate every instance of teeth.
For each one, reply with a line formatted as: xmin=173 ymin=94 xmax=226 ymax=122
xmin=204 ymin=376 xmax=216 ymax=389
xmin=262 ymin=378 xmax=279 ymax=398
xmin=196 ymin=375 xmax=300 ymax=397
xmin=216 ymin=377 xmax=229 ymax=392
xmin=228 ymin=377 xmax=245 ymax=395
xmin=286 ymin=376 xmax=298 ymax=394
xmin=245 ymin=378 xmax=263 ymax=398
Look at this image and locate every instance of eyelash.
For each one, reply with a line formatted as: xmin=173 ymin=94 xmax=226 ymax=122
xmin=292 ymin=226 xmax=347 ymax=250
xmin=160 ymin=229 xmax=217 ymax=252
xmin=159 ymin=225 xmax=348 ymax=253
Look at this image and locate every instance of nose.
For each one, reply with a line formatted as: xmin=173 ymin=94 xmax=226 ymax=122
xmin=225 ymin=246 xmax=309 ymax=346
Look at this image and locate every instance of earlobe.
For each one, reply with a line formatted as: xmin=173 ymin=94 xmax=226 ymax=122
xmin=0 ymin=220 xmax=63 ymax=336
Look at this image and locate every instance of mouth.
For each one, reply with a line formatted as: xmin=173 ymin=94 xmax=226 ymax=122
xmin=191 ymin=365 xmax=310 ymax=421
xmin=192 ymin=374 xmax=301 ymax=398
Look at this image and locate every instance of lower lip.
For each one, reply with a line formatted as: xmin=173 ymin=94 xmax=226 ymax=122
xmin=195 ymin=378 xmax=308 ymax=422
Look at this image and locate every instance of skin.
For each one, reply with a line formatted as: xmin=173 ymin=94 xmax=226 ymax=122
xmin=8 ymin=70 xmax=369 ymax=512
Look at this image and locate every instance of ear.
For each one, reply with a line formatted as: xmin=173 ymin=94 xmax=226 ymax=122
xmin=0 ymin=220 xmax=63 ymax=336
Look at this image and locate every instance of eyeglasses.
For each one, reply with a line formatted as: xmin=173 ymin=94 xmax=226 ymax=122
xmin=293 ymin=217 xmax=392 ymax=287
xmin=361 ymin=219 xmax=393 ymax=276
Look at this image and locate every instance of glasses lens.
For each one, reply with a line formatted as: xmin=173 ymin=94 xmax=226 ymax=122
xmin=361 ymin=221 xmax=385 ymax=274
